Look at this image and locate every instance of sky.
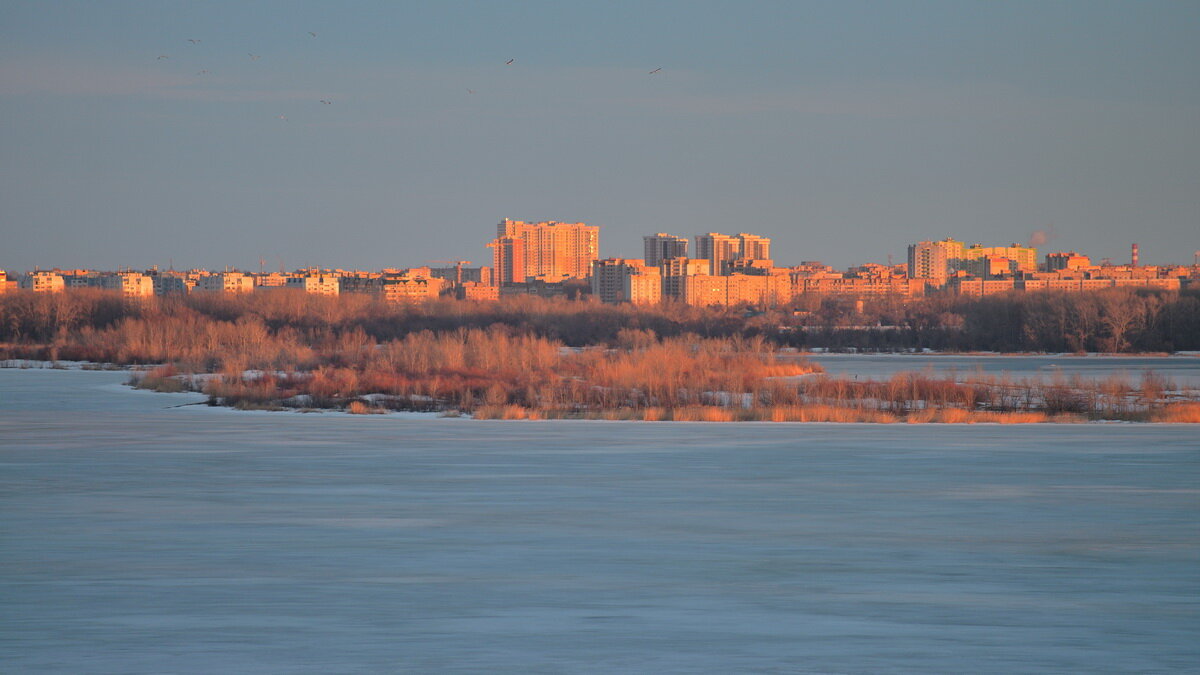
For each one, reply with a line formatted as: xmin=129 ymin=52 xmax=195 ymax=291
xmin=1 ymin=0 xmax=1198 ymax=272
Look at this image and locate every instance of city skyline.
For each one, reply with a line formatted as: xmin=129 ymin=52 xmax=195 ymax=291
xmin=2 ymin=1 xmax=1198 ymax=271
xmin=3 ymin=219 xmax=1188 ymax=274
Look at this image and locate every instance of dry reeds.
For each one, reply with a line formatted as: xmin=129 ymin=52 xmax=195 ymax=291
xmin=347 ymin=401 xmax=385 ymax=415
xmin=1149 ymin=403 xmax=1200 ymax=423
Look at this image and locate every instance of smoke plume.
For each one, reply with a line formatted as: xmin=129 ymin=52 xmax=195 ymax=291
xmin=1028 ymin=225 xmax=1058 ymax=248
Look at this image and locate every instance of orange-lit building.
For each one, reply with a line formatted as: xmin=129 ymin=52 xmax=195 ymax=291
xmin=196 ymin=272 xmax=254 ymax=294
xmin=643 ymin=233 xmax=689 ymax=267
xmin=799 ymin=277 xmax=927 ymax=297
xmin=908 ymin=238 xmax=964 ymax=287
xmin=457 ymin=282 xmax=500 ymax=301
xmin=963 ymin=244 xmax=1037 ymax=272
xmin=695 ymin=233 xmax=772 ymax=275
xmin=660 ymin=258 xmax=711 ymax=301
xmin=381 ymin=273 xmax=447 ymax=302
xmin=20 ymin=271 xmax=65 ymax=293
xmin=683 ymin=273 xmax=788 ymax=307
xmin=488 ymin=218 xmax=599 ymax=285
xmin=99 ymin=272 xmax=154 ymax=298
xmin=952 ymin=278 xmax=1017 ymax=296
xmin=1045 ymin=251 xmax=1091 ymax=271
xmin=592 ymin=258 xmax=661 ymax=305
xmin=286 ymin=273 xmax=340 ymax=296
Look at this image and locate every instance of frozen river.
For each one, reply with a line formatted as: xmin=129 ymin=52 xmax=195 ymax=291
xmin=2 ymin=369 xmax=1198 ymax=673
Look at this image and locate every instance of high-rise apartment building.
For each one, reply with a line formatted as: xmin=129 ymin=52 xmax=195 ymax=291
xmin=488 ymin=218 xmax=600 ymax=285
xmin=695 ymin=233 xmax=741 ymax=275
xmin=643 ymin=233 xmax=689 ymax=267
xmin=907 ymin=238 xmax=964 ymax=286
xmin=695 ymin=232 xmax=772 ymax=274
xmin=736 ymin=233 xmax=771 ymax=262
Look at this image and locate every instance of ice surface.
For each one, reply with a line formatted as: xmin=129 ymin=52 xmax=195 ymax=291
xmin=1 ymin=369 xmax=1198 ymax=673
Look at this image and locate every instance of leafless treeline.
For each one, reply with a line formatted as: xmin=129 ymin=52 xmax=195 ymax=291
xmin=780 ymin=288 xmax=1200 ymax=353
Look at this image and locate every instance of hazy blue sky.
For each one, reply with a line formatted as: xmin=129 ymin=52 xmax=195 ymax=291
xmin=2 ymin=0 xmax=1197 ymax=271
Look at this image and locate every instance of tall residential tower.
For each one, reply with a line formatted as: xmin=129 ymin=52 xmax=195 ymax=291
xmin=488 ymin=218 xmax=600 ymax=285
xmin=643 ymin=233 xmax=689 ymax=267
xmin=694 ymin=233 xmax=771 ymax=275
xmin=907 ymin=238 xmax=964 ymax=286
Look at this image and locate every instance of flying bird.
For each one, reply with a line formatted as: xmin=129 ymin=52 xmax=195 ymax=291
xmin=156 ymin=55 xmax=169 ymax=60
xmin=649 ymin=67 xmax=662 ymax=74
xmin=197 ymin=70 xmax=210 ymax=75
xmin=505 ymin=58 xmax=514 ymax=65
xmin=320 ymin=99 xmax=332 ymax=105
xmin=187 ymin=39 xmax=201 ymax=44
xmin=467 ymin=89 xmax=474 ymax=94
xmin=308 ymin=31 xmax=317 ymax=38
xmin=248 ymin=53 xmax=261 ymax=60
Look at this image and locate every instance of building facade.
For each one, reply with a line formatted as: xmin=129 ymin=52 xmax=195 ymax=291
xmin=907 ymin=238 xmax=964 ymax=286
xmin=643 ymin=233 xmax=689 ymax=267
xmin=962 ymin=244 xmax=1037 ymax=272
xmin=488 ymin=218 xmax=599 ymax=285
xmin=196 ymin=272 xmax=254 ymax=294
xmin=592 ymin=258 xmax=662 ymax=305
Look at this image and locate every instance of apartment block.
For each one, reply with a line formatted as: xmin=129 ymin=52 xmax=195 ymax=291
xmin=381 ymin=273 xmax=447 ymax=302
xmin=592 ymin=258 xmax=662 ymax=304
xmin=694 ymin=233 xmax=740 ymax=274
xmin=255 ymin=272 xmax=291 ymax=289
xmin=286 ymin=273 xmax=340 ymax=296
xmin=643 ymin=233 xmax=689 ymax=267
xmin=1045 ymin=252 xmax=1091 ymax=271
xmin=428 ymin=266 xmax=493 ymax=287
xmin=457 ymin=282 xmax=500 ymax=301
xmin=19 ymin=271 xmax=65 ymax=293
xmin=693 ymin=232 xmax=773 ymax=275
xmin=660 ymin=258 xmax=712 ymax=300
xmin=963 ymin=244 xmax=1037 ymax=272
xmin=151 ymin=271 xmax=194 ymax=295
xmin=962 ymin=255 xmax=1018 ymax=279
xmin=196 ymin=272 xmax=254 ymax=294
xmin=798 ymin=277 xmax=927 ymax=297
xmin=338 ymin=272 xmax=386 ymax=295
xmin=907 ymin=238 xmax=964 ymax=286
xmin=952 ymin=278 xmax=1017 ymax=296
xmin=99 ymin=272 xmax=154 ymax=298
xmin=488 ymin=218 xmax=599 ymax=285
xmin=683 ymin=273 xmax=787 ymax=307
xmin=736 ymin=233 xmax=771 ymax=262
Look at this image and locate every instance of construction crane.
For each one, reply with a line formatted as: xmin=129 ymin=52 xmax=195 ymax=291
xmin=427 ymin=260 xmax=473 ymax=284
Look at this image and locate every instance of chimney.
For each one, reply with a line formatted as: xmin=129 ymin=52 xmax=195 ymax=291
xmin=1131 ymin=243 xmax=1139 ymax=267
